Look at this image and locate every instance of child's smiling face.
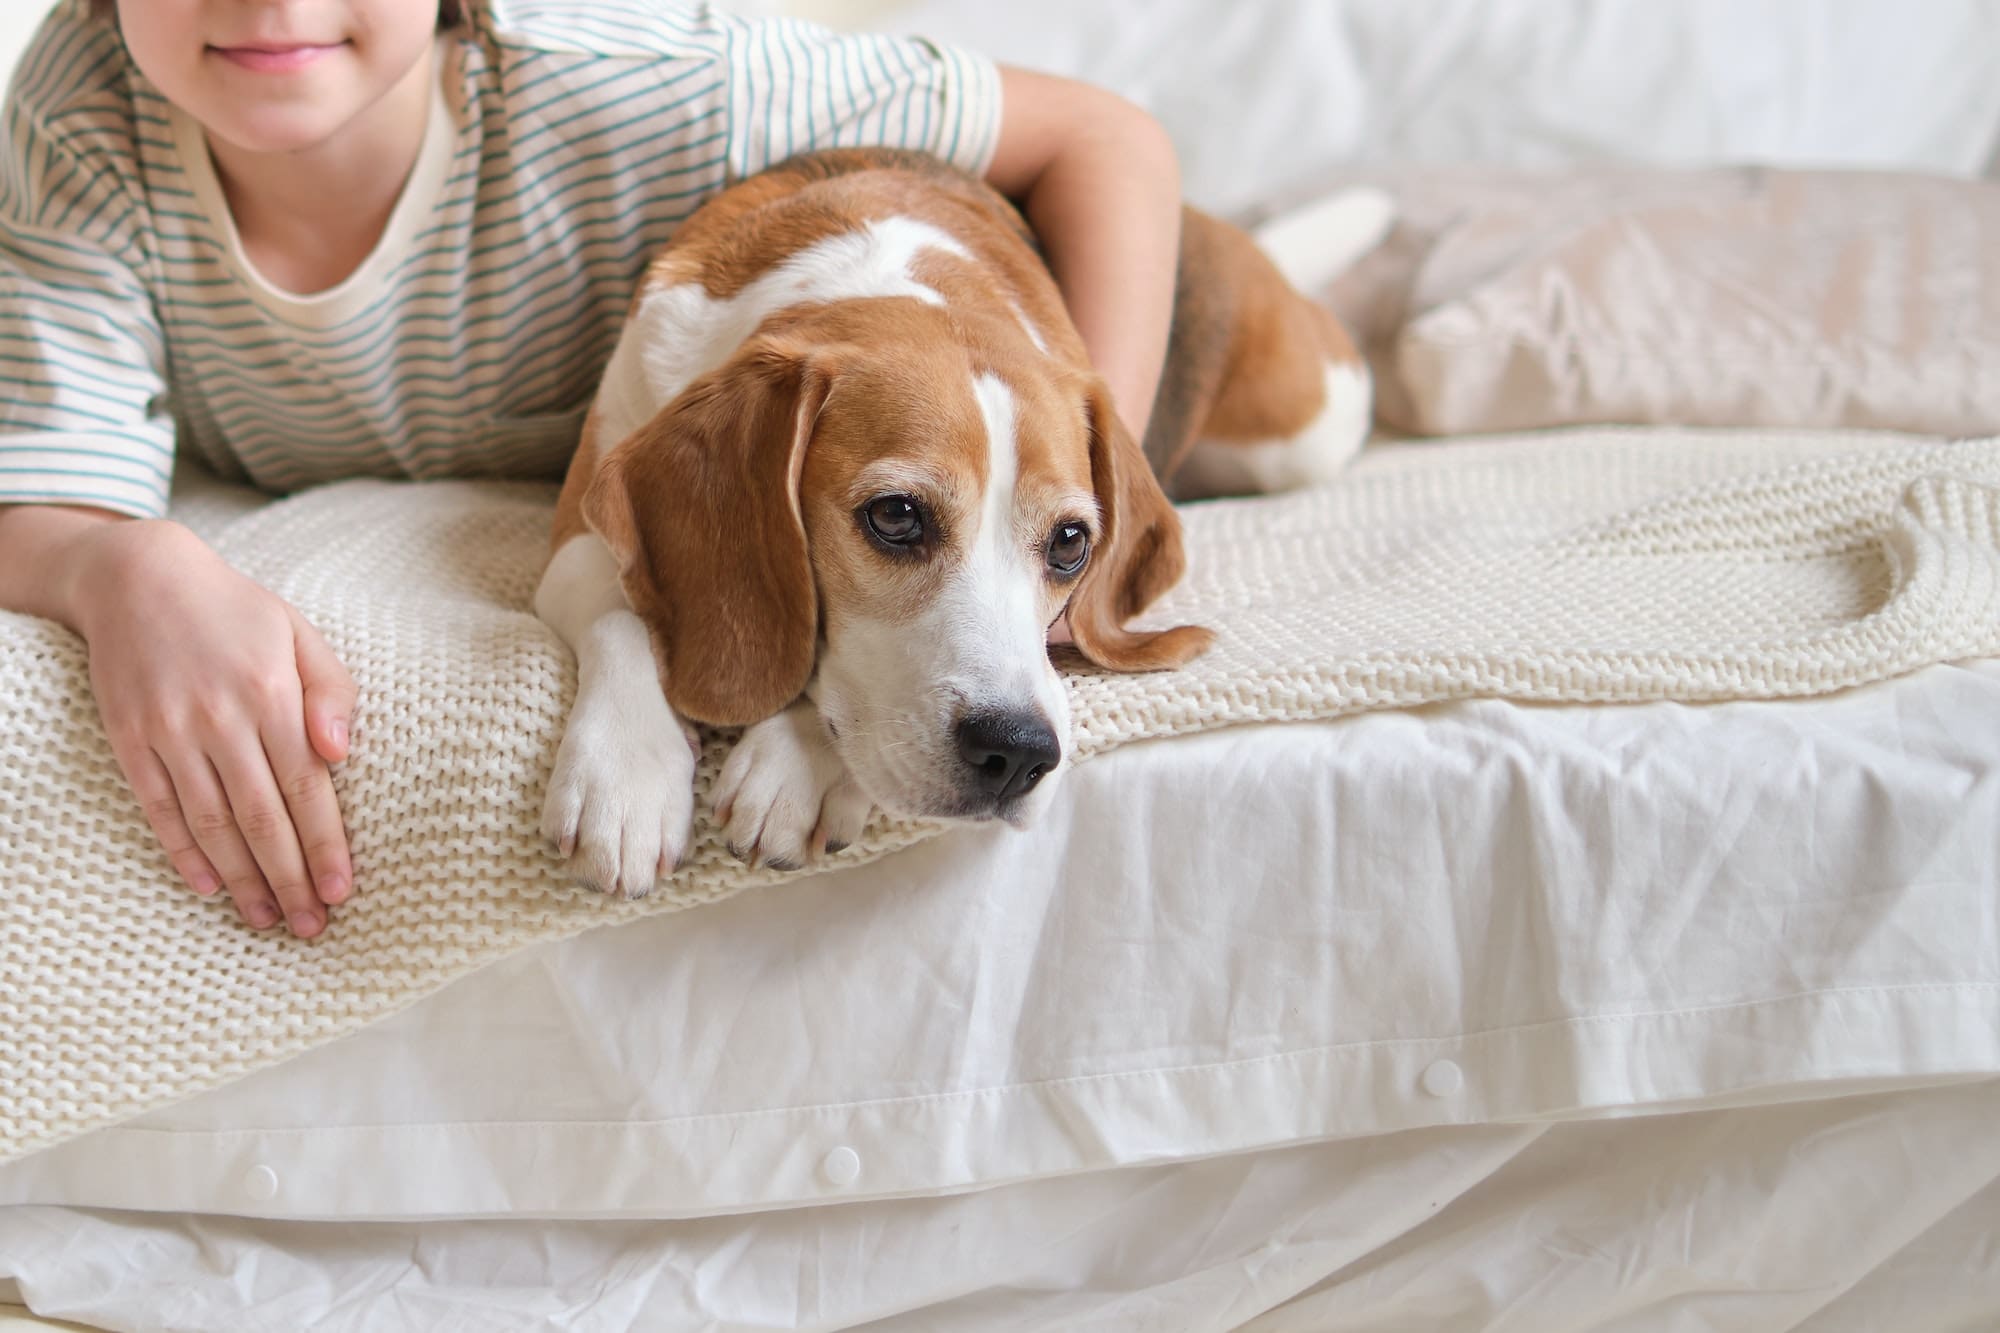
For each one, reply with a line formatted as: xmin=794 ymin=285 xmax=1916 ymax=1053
xmin=116 ymin=1 xmax=439 ymax=156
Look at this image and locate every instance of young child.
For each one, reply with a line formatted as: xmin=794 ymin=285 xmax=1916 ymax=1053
xmin=0 ymin=0 xmax=1181 ymax=939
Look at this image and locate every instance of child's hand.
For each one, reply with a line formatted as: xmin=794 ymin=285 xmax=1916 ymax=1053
xmin=69 ymin=520 xmax=356 ymax=937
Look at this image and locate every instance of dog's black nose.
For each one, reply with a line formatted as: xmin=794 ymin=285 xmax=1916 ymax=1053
xmin=955 ymin=709 xmax=1062 ymax=801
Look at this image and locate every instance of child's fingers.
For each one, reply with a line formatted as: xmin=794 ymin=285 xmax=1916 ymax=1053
xmin=211 ymin=739 xmax=323 ymax=939
xmin=161 ymin=748 xmax=283 ymax=932
xmin=112 ymin=739 xmax=225 ymax=899
xmin=264 ymin=725 xmax=353 ymax=909
xmin=290 ymin=608 xmax=356 ymax=765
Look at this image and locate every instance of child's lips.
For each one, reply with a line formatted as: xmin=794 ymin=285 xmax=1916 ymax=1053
xmin=210 ymin=43 xmax=344 ymax=73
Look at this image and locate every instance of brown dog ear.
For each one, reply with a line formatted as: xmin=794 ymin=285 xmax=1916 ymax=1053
xmin=581 ymin=337 xmax=833 ymax=725
xmin=1065 ymin=379 xmax=1215 ymax=671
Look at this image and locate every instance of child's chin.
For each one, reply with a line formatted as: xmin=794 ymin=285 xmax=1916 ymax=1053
xmin=203 ymin=105 xmax=363 ymax=159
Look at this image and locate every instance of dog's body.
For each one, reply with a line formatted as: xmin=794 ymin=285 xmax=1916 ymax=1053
xmin=534 ymin=150 xmax=1385 ymax=896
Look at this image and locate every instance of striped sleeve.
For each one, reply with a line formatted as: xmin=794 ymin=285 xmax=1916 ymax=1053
xmin=0 ymin=29 xmax=174 ymax=520
xmin=723 ymin=16 xmax=1003 ymax=183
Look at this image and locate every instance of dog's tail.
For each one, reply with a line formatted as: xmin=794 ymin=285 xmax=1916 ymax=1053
xmin=1252 ymin=187 xmax=1396 ymax=293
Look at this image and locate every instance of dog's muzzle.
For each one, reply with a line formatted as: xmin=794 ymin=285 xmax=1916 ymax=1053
xmin=953 ymin=707 xmax=1062 ymax=810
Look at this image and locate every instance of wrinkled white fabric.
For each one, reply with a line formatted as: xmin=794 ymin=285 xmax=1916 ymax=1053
xmin=4 ymin=648 xmax=1996 ymax=1220
xmin=828 ymin=0 xmax=2000 ymax=214
xmin=4 ymin=1083 xmax=1998 ymax=1331
xmin=8 ymin=428 xmax=1998 ymax=1166
xmin=1303 ymin=167 xmax=2000 ymax=438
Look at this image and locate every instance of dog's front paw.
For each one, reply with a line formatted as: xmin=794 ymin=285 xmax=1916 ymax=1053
xmin=543 ymin=690 xmax=700 ymax=900
xmin=712 ymin=702 xmax=872 ymax=870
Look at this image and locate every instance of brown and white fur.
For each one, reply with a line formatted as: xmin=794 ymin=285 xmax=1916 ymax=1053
xmin=533 ymin=150 xmax=1389 ymax=897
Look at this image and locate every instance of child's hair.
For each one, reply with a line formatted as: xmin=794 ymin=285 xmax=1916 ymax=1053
xmin=87 ymin=1 xmax=466 ymax=25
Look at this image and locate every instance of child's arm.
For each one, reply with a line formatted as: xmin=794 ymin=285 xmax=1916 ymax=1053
xmin=984 ymin=66 xmax=1182 ymax=441
xmin=718 ymin=23 xmax=1177 ymax=435
xmin=0 ymin=504 xmax=357 ymax=937
xmin=1 ymin=12 xmax=358 ymax=938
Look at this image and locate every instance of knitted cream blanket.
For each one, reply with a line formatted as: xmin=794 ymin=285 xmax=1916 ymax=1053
xmin=3 ymin=427 xmax=1999 ymax=1163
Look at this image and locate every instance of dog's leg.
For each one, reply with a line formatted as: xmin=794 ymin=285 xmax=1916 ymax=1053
xmin=711 ymin=698 xmax=873 ymax=871
xmin=535 ymin=532 xmax=699 ymax=899
xmin=1169 ymin=356 xmax=1373 ymax=500
xmin=1150 ymin=203 xmax=1385 ymax=501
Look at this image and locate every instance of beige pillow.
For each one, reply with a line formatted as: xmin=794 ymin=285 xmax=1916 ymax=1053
xmin=1314 ymin=167 xmax=2000 ymax=437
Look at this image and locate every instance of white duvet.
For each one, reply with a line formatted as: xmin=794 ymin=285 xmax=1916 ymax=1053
xmin=4 ymin=647 xmax=1998 ymax=1327
xmin=4 ymin=425 xmax=2000 ymax=1220
xmin=827 ymin=0 xmax=2000 ymax=214
xmin=4 ymin=1086 xmax=2000 ymax=1331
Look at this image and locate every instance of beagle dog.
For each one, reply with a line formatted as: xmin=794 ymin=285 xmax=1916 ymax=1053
xmin=535 ymin=149 xmax=1387 ymax=897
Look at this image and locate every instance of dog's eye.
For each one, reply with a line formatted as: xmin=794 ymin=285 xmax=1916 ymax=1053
xmin=862 ymin=494 xmax=925 ymax=548
xmin=1047 ymin=522 xmax=1090 ymax=576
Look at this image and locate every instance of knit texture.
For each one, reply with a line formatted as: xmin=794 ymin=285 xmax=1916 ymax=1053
xmin=3 ymin=427 xmax=1998 ymax=1162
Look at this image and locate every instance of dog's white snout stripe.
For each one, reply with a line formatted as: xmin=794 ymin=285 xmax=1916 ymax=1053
xmin=965 ymin=371 xmax=1069 ymax=722
xmin=971 ymin=372 xmax=1018 ymax=567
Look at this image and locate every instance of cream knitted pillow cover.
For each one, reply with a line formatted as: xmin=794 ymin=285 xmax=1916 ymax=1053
xmin=2 ymin=426 xmax=1998 ymax=1162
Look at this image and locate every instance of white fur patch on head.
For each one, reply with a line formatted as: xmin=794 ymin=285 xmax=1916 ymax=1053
xmin=595 ymin=217 xmax=973 ymax=449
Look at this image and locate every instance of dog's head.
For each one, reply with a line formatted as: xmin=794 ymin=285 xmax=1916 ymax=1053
xmin=581 ymin=303 xmax=1210 ymax=825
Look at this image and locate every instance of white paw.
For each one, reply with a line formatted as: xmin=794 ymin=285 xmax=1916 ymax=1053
xmin=712 ymin=702 xmax=873 ymax=870
xmin=543 ymin=686 xmax=699 ymax=900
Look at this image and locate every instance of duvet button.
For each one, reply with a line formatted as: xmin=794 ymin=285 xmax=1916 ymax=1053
xmin=1421 ymin=1059 xmax=1464 ymax=1098
xmin=821 ymin=1146 xmax=862 ymax=1187
xmin=242 ymin=1164 xmax=280 ymax=1202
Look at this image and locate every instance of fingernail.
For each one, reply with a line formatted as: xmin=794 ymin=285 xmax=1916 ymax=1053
xmin=192 ymin=874 xmax=219 ymax=896
xmin=247 ymin=905 xmax=279 ymax=928
xmin=319 ymin=873 xmax=349 ymax=904
xmin=330 ymin=719 xmax=348 ymax=750
xmin=290 ymin=912 xmax=322 ymax=937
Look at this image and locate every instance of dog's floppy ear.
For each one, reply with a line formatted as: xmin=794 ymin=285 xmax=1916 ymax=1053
xmin=582 ymin=336 xmax=833 ymax=726
xmin=1065 ymin=378 xmax=1214 ymax=671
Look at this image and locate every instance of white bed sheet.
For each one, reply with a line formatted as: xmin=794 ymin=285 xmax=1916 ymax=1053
xmin=4 ymin=1081 xmax=1998 ymax=1331
xmin=2 ymin=632 xmax=1995 ymax=1223
xmin=844 ymin=0 xmax=2000 ymax=214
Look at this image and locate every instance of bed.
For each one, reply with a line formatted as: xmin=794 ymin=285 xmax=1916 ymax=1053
xmin=3 ymin=3 xmax=1999 ymax=1330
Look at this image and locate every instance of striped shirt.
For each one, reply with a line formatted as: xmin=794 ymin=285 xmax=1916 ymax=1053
xmin=0 ymin=0 xmax=1002 ymax=518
